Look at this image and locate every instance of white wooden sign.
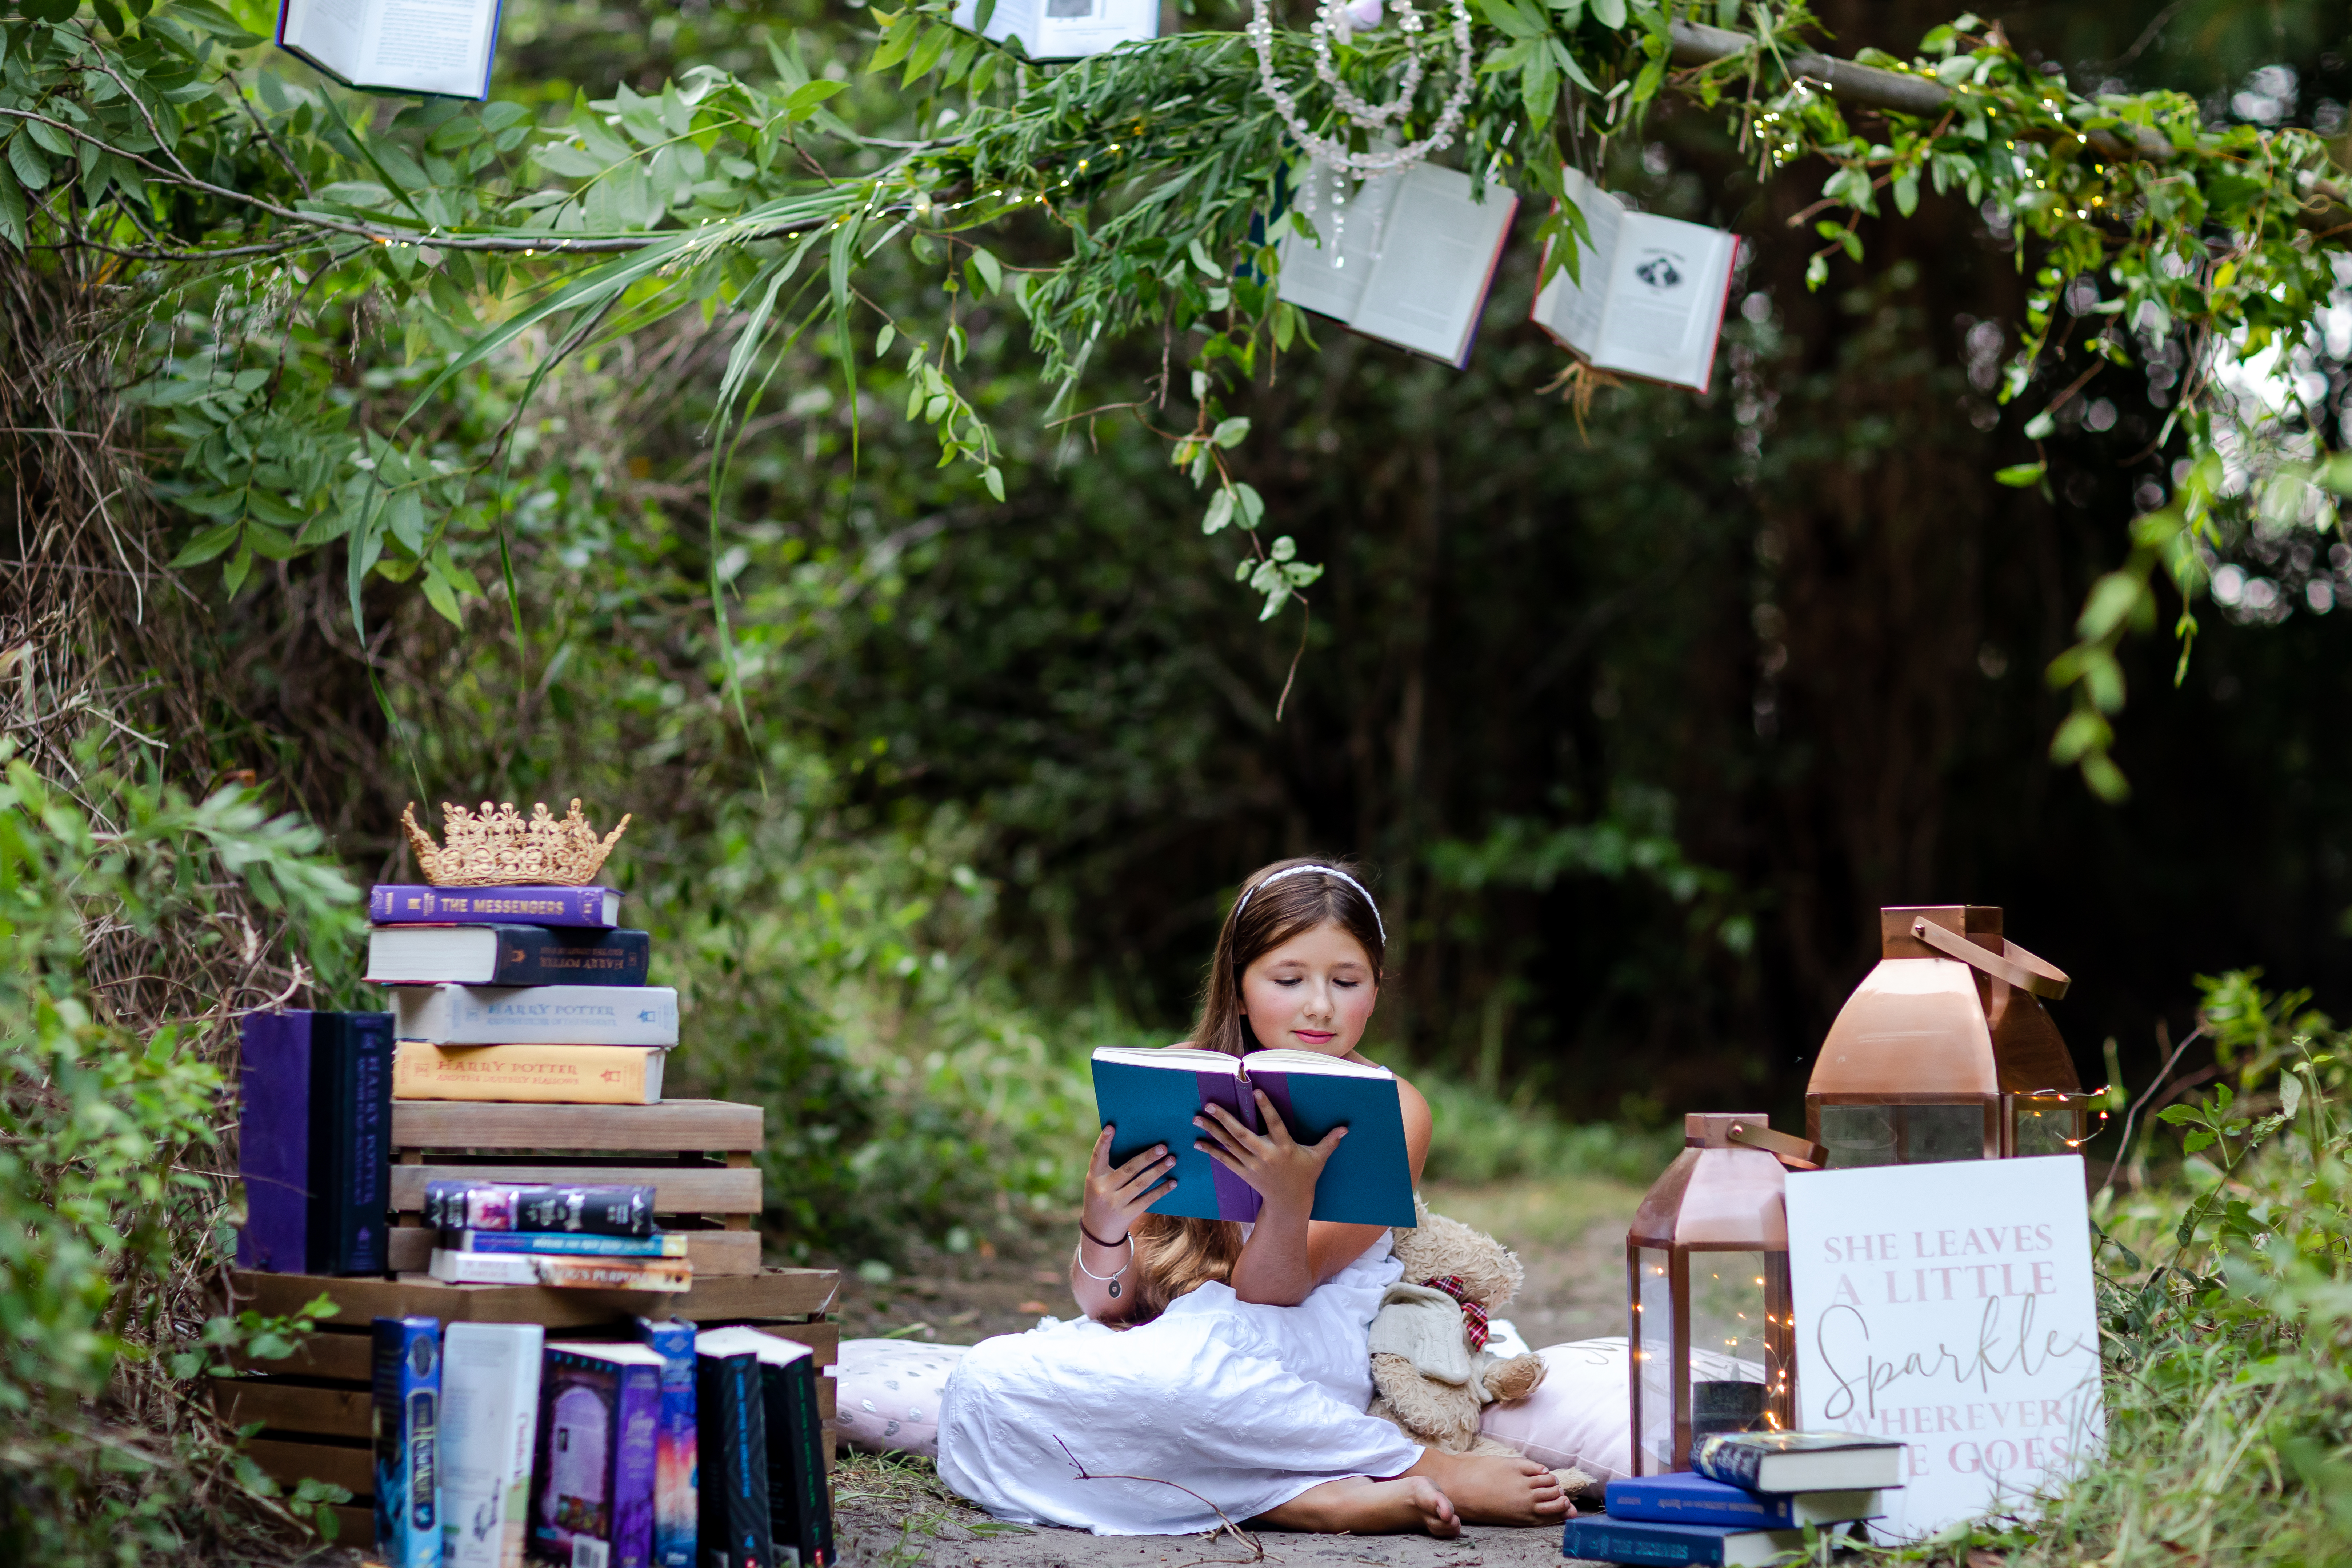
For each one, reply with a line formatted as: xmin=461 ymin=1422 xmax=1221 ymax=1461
xmin=1784 ymin=1155 xmax=2106 ymax=1540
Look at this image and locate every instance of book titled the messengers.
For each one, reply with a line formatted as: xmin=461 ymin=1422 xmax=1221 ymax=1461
xmin=276 ymin=0 xmax=503 ymax=100
xmin=1089 ymin=1047 xmax=1415 ymax=1227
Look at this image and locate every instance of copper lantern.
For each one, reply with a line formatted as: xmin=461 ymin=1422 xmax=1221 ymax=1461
xmin=1626 ymin=1113 xmax=1808 ymax=1476
xmin=1807 ymin=905 xmax=2094 ymax=1167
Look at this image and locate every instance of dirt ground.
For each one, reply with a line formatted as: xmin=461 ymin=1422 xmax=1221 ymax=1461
xmin=826 ymin=1176 xmax=1645 ymax=1568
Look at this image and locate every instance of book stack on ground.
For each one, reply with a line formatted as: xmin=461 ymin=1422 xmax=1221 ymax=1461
xmin=364 ymin=1312 xmax=833 ymax=1568
xmin=1563 ymin=1433 xmax=1901 ymax=1567
xmin=370 ymin=881 xmax=677 ymax=1109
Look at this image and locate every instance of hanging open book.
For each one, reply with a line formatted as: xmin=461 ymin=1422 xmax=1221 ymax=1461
xmin=1090 ymin=1046 xmax=1415 ymax=1227
xmin=948 ymin=0 xmax=1156 ymax=60
xmin=1531 ymin=167 xmax=1740 ymax=393
xmin=276 ymin=0 xmax=503 ymax=99
xmin=1276 ymin=161 xmax=1518 ymax=371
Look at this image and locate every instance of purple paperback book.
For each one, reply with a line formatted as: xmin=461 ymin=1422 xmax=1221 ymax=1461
xmin=236 ymin=1011 xmax=316 ymax=1273
xmin=535 ymin=1343 xmax=664 ymax=1568
xmin=369 ymin=884 xmax=619 ymax=927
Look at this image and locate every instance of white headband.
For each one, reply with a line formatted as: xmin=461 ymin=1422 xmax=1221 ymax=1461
xmin=1231 ymin=864 xmax=1386 ymax=944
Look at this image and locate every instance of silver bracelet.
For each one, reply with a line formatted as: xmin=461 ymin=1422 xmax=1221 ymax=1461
xmin=1074 ymin=1233 xmax=1136 ymax=1300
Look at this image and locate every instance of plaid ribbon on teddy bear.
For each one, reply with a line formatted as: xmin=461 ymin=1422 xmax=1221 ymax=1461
xmin=1423 ymin=1274 xmax=1488 ymax=1349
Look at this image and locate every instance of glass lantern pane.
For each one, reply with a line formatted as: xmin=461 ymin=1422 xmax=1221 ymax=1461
xmin=1903 ymin=1104 xmax=1987 ymax=1162
xmin=1687 ymin=1251 xmax=1771 ymax=1444
xmin=1820 ymin=1104 xmax=1896 ymax=1168
xmin=2012 ymin=1100 xmax=2078 ymax=1157
xmin=1635 ymin=1247 xmax=1674 ymax=1475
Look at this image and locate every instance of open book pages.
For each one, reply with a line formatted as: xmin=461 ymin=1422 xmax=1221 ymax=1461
xmin=1088 ymin=1044 xmax=1415 ymax=1225
xmin=1276 ymin=161 xmax=1519 ymax=370
xmin=948 ymin=0 xmax=1156 ymax=59
xmin=1531 ymin=167 xmax=1739 ymax=393
xmin=276 ymin=0 xmax=501 ymax=98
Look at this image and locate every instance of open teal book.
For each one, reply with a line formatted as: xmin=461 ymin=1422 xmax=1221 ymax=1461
xmin=1090 ymin=1047 xmax=1415 ymax=1227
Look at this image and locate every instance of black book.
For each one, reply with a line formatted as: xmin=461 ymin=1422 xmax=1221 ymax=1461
xmin=309 ymin=1011 xmax=393 ymax=1275
xmin=420 ymin=1180 xmax=657 ymax=1237
xmin=364 ymin=924 xmax=653 ymax=986
xmin=696 ymin=1329 xmax=832 ymax=1568
xmin=695 ymin=1349 xmax=772 ymax=1568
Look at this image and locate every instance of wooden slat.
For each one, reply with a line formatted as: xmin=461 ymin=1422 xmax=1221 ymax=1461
xmin=228 ymin=1267 xmax=840 ymax=1327
xmin=210 ymin=1379 xmax=372 ymax=1439
xmin=392 ymin=1099 xmax=762 ymax=1153
xmin=330 ymin=1504 xmax=375 ymax=1548
xmin=220 ymin=1330 xmax=373 ymax=1384
xmin=390 ymin=1163 xmax=760 ymax=1215
xmin=245 ymin=1436 xmax=373 ymax=1497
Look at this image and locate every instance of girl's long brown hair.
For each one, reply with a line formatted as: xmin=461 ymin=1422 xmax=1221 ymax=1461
xmin=1115 ymin=857 xmax=1387 ymax=1323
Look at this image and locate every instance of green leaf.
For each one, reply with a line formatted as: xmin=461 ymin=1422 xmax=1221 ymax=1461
xmin=169 ymin=522 xmax=242 ymax=568
xmin=8 ymin=135 xmax=53 ymax=192
xmin=1994 ymin=461 xmax=2046 ymax=488
xmin=868 ymin=16 xmax=920 ymax=74
xmin=0 ymin=159 xmax=26 ymax=251
xmin=1589 ymin=0 xmax=1623 ymax=25
xmin=1203 ymin=488 xmax=1235 ymax=535
xmin=420 ymin=563 xmax=464 ymax=626
xmin=2023 ymin=410 xmax=2055 ymax=440
xmin=967 ymin=246 xmax=1003 ymax=296
xmin=1232 ymin=482 xmax=1265 ymax=530
xmin=1212 ymin=416 xmax=1251 ymax=449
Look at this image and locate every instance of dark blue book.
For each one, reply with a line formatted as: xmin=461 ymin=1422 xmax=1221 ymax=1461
xmin=1561 ymin=1516 xmax=1803 ymax=1567
xmin=1089 ymin=1047 xmax=1413 ymax=1226
xmin=312 ymin=1011 xmax=394 ymax=1275
xmin=372 ymin=1316 xmax=442 ymax=1568
xmin=236 ymin=1011 xmax=315 ymax=1273
xmin=1604 ymin=1472 xmax=1884 ymax=1528
xmin=695 ymin=1349 xmax=771 ymax=1568
xmin=365 ymin=925 xmax=651 ymax=986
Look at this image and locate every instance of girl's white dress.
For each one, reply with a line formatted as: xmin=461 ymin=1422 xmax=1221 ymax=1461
xmin=936 ymin=1230 xmax=1425 ymax=1534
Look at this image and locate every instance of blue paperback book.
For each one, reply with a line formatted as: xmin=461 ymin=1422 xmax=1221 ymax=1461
xmin=1561 ymin=1517 xmax=1802 ymax=1568
xmin=633 ymin=1317 xmax=700 ymax=1568
xmin=1088 ymin=1046 xmax=1413 ymax=1226
xmin=373 ymin=1315 xmax=444 ymax=1568
xmin=1603 ymin=1472 xmax=1884 ymax=1529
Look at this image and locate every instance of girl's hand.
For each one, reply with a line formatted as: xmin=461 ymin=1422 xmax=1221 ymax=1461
xmin=1081 ymin=1125 xmax=1176 ymax=1244
xmin=1195 ymin=1091 xmax=1345 ymax=1214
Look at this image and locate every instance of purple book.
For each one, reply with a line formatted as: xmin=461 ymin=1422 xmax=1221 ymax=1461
xmin=237 ymin=1011 xmax=316 ymax=1273
xmin=369 ymin=884 xmax=619 ymax=927
xmin=534 ymin=1343 xmax=665 ymax=1568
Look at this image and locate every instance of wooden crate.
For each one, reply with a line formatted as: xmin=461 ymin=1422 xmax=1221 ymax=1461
xmin=215 ymin=1271 xmax=840 ymax=1552
xmin=388 ymin=1099 xmax=766 ymax=1276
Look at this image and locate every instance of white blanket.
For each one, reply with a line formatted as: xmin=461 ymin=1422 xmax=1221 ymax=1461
xmin=937 ymin=1232 xmax=1424 ymax=1533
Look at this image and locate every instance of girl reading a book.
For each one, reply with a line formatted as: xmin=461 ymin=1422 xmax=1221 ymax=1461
xmin=937 ymin=859 xmax=1571 ymax=1538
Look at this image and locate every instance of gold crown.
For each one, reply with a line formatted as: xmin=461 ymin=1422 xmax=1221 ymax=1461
xmin=400 ymin=799 xmax=632 ymax=887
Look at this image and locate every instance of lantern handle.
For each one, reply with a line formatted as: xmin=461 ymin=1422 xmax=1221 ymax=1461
xmin=1909 ymin=917 xmax=2071 ymax=1000
xmin=1726 ymin=1122 xmax=1826 ymax=1170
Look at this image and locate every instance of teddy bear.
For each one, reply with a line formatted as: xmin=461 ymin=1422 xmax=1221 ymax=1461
xmin=1366 ymin=1198 xmax=1552 ymax=1456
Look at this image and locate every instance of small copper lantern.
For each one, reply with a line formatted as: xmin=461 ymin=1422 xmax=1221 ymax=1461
xmin=1807 ymin=905 xmax=2093 ymax=1166
xmin=1627 ymin=1113 xmax=1809 ymax=1475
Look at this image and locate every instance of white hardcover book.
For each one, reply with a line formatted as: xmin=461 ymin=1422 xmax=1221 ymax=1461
xmin=429 ymin=1249 xmax=693 ymax=1291
xmin=440 ymin=1323 xmax=544 ymax=1568
xmin=1530 ymin=167 xmax=1739 ymax=393
xmin=1277 ymin=161 xmax=1517 ymax=369
xmin=275 ymin=0 xmax=501 ymax=99
xmin=693 ymin=1325 xmax=815 ymax=1368
xmin=390 ymin=984 xmax=679 ymax=1045
xmin=948 ymin=0 xmax=1155 ymax=60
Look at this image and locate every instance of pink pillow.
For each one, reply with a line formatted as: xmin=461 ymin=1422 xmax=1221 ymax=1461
xmin=1475 ymin=1339 xmax=1635 ymax=1481
xmin=832 ymin=1339 xmax=968 ymax=1459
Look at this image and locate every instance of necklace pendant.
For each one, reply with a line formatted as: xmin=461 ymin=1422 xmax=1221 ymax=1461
xmin=1108 ymin=1280 xmax=1122 ymax=1299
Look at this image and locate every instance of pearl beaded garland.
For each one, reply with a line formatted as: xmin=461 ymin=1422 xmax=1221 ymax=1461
xmin=1247 ymin=0 xmax=1475 ymax=263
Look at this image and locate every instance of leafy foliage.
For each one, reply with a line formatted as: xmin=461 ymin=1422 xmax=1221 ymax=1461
xmin=0 ymin=738 xmax=365 ymax=1559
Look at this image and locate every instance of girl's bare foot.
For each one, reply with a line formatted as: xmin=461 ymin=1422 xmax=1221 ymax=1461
xmin=1253 ymin=1476 xmax=1462 ymax=1537
xmin=1404 ymin=1450 xmax=1573 ymax=1526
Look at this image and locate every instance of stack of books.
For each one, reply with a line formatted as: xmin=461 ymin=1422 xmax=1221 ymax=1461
xmin=369 ymin=880 xmax=676 ymax=1108
xmin=371 ymin=1314 xmax=832 ymax=1568
xmin=368 ymin=875 xmax=699 ymax=1292
xmin=421 ymin=1179 xmax=693 ymax=1292
xmin=1563 ymin=1432 xmax=1901 ymax=1567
